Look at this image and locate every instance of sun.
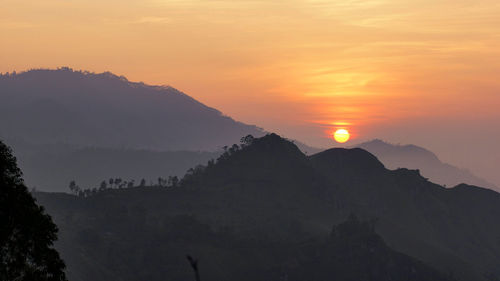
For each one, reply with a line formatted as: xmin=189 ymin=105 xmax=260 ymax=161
xmin=333 ymin=129 xmax=350 ymax=143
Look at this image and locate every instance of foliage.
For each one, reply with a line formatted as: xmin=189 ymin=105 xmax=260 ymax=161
xmin=0 ymin=140 xmax=66 ymax=281
xmin=68 ymin=175 xmax=180 ymax=197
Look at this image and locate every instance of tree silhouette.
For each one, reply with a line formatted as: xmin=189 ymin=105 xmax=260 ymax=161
xmin=168 ymin=176 xmax=179 ymax=187
xmin=158 ymin=177 xmax=167 ymax=187
xmin=68 ymin=180 xmax=80 ymax=195
xmin=114 ymin=178 xmax=122 ymax=189
xmin=0 ymin=140 xmax=67 ymax=280
xmin=187 ymin=255 xmax=200 ymax=281
xmin=99 ymin=180 xmax=107 ymax=191
xmin=240 ymin=134 xmax=254 ymax=147
xmin=127 ymin=180 xmax=135 ymax=188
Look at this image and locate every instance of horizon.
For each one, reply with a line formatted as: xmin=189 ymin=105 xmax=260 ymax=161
xmin=2 ymin=66 xmax=498 ymax=186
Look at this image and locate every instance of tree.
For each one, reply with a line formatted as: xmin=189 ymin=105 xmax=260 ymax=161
xmin=127 ymin=180 xmax=135 ymax=188
xmin=168 ymin=176 xmax=179 ymax=187
xmin=0 ymin=140 xmax=67 ymax=280
xmin=171 ymin=176 xmax=179 ymax=187
xmin=158 ymin=177 xmax=167 ymax=187
xmin=187 ymin=255 xmax=201 ymax=281
xmin=114 ymin=178 xmax=122 ymax=189
xmin=99 ymin=180 xmax=107 ymax=190
xmin=229 ymin=144 xmax=239 ymax=154
xmin=240 ymin=134 xmax=254 ymax=147
xmin=68 ymin=180 xmax=80 ymax=195
xmin=139 ymin=178 xmax=146 ymax=187
xmin=84 ymin=189 xmax=91 ymax=198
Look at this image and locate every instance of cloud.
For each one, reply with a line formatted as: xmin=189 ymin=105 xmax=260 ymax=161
xmin=133 ymin=16 xmax=171 ymax=24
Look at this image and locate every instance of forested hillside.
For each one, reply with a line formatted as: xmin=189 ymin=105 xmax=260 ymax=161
xmin=35 ymin=134 xmax=500 ymax=281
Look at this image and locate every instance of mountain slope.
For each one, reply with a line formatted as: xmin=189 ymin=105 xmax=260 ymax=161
xmin=30 ymin=190 xmax=455 ymax=281
xmin=0 ymin=68 xmax=264 ymax=151
xmin=356 ymin=139 xmax=497 ymax=190
xmin=35 ymin=134 xmax=500 ymax=281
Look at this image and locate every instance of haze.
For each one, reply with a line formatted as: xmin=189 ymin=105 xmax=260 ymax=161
xmin=2 ymin=0 xmax=500 ymax=184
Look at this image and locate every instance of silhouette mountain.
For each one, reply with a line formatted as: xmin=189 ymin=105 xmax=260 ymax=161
xmin=35 ymin=134 xmax=500 ymax=281
xmin=356 ymin=139 xmax=497 ymax=190
xmin=0 ymin=68 xmax=264 ymax=150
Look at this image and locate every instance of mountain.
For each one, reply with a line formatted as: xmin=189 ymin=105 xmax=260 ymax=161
xmin=356 ymin=139 xmax=498 ymax=190
xmin=0 ymin=68 xmax=264 ymax=151
xmin=290 ymin=215 xmax=453 ymax=281
xmin=35 ymin=134 xmax=500 ymax=281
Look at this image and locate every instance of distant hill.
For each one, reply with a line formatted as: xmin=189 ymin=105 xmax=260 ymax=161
xmin=10 ymin=141 xmax=219 ymax=192
xmin=0 ymin=68 xmax=264 ymax=151
xmin=356 ymin=139 xmax=498 ymax=191
xmin=36 ymin=134 xmax=500 ymax=281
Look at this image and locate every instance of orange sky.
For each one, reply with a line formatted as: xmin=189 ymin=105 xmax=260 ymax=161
xmin=2 ymin=0 xmax=500 ymax=180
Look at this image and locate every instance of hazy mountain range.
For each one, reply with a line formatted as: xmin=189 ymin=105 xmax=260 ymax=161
xmin=356 ymin=139 xmax=498 ymax=191
xmin=0 ymin=68 xmax=264 ymax=151
xmin=35 ymin=134 xmax=500 ymax=281
xmin=1 ymin=68 xmax=496 ymax=193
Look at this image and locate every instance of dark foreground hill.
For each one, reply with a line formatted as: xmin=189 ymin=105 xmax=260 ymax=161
xmin=35 ymin=134 xmax=500 ymax=281
xmin=357 ymin=139 xmax=497 ymax=190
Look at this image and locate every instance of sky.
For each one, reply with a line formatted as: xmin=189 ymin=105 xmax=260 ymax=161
xmin=1 ymin=0 xmax=500 ymax=184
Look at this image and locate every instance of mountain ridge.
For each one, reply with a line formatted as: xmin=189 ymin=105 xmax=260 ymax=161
xmin=0 ymin=68 xmax=264 ymax=151
xmin=356 ymin=139 xmax=498 ymax=190
xmin=35 ymin=133 xmax=500 ymax=281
